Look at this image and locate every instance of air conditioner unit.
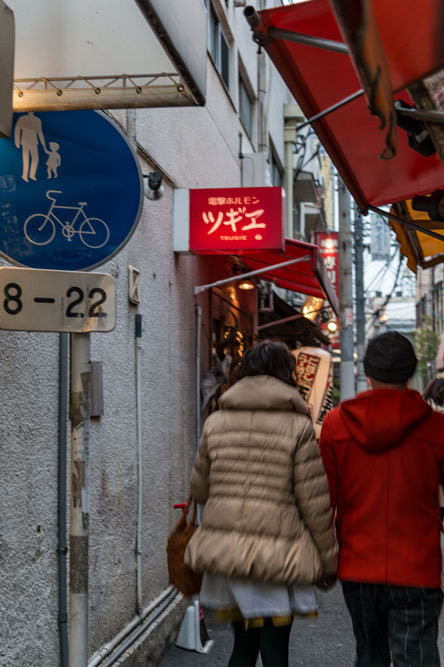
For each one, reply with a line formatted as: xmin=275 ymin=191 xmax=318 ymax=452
xmin=241 ymin=152 xmax=270 ymax=187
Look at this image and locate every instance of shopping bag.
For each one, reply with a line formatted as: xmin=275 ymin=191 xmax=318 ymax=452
xmin=167 ymin=498 xmax=202 ymax=596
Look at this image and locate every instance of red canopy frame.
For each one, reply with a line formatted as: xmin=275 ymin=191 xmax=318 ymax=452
xmin=245 ymin=0 xmax=444 ymax=212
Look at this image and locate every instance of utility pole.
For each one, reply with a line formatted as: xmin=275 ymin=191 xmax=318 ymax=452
xmin=338 ymin=178 xmax=355 ymax=399
xmin=354 ymin=209 xmax=367 ymax=392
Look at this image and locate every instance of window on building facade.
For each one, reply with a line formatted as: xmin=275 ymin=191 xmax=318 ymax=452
xmin=239 ymin=75 xmax=253 ymax=138
xmin=433 ymin=281 xmax=444 ymax=330
xmin=269 ymin=144 xmax=283 ymax=186
xmin=416 ymin=295 xmax=427 ymax=326
xmin=204 ymin=0 xmax=230 ymax=89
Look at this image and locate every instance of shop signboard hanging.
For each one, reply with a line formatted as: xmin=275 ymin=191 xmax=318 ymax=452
xmin=313 ymin=230 xmax=340 ymax=348
xmin=174 ymin=186 xmax=285 ymax=254
xmin=292 ymin=346 xmax=334 ymax=439
xmin=313 ymin=231 xmax=339 ymax=297
xmin=370 ymin=212 xmax=391 ymax=262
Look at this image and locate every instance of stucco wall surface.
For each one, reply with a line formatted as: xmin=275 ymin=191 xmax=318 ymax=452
xmin=0 ymin=326 xmax=60 ymax=665
xmin=0 ymin=7 xmax=294 ymax=664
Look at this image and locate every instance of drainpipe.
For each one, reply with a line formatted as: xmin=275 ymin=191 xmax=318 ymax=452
xmin=58 ymin=333 xmax=69 ymax=667
xmin=135 ymin=314 xmax=143 ymax=614
xmin=284 ymin=105 xmax=304 ymax=238
xmin=257 ymin=0 xmax=267 ymax=154
xmin=126 ymin=108 xmax=144 ymax=614
xmin=195 ymin=305 xmax=202 ymax=450
xmin=126 ymin=109 xmax=137 ymax=149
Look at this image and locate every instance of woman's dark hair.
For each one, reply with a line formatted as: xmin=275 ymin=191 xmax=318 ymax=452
xmin=422 ymin=378 xmax=444 ymax=406
xmin=235 ymin=340 xmax=297 ymax=387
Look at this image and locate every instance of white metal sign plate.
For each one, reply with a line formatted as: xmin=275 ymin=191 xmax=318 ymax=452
xmin=0 ymin=267 xmax=115 ymax=332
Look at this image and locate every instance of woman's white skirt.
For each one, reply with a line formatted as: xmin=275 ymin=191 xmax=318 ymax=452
xmin=199 ymin=572 xmax=318 ymax=619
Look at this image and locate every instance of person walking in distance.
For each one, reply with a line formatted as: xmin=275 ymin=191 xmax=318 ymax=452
xmin=185 ymin=340 xmax=338 ymax=667
xmin=423 ymin=377 xmax=444 ymax=415
xmin=423 ymin=377 xmax=444 ymax=524
xmin=319 ymin=331 xmax=444 ymax=667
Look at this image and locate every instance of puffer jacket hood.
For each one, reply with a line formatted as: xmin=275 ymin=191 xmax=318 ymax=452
xmin=339 ymin=388 xmax=432 ymax=453
xmin=218 ymin=375 xmax=310 ymax=416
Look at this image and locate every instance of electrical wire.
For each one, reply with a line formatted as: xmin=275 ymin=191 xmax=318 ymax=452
xmin=366 ymin=253 xmax=404 ymax=334
xmin=364 ymin=248 xmax=398 ymax=294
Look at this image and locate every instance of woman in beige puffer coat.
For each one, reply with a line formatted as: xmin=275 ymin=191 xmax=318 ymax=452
xmin=185 ymin=340 xmax=338 ymax=667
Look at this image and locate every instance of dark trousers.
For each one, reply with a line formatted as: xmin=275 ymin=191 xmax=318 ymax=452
xmin=342 ymin=581 xmax=443 ymax=667
xmin=227 ymin=619 xmax=292 ymax=667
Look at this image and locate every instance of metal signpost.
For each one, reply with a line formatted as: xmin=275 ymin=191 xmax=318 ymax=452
xmin=0 ymin=110 xmax=142 ymax=666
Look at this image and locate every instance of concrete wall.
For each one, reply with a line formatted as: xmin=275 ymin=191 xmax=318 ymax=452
xmin=0 ymin=1 xmax=295 ymax=665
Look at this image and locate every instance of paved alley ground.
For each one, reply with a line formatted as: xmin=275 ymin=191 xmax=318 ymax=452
xmin=159 ymin=584 xmax=354 ymax=666
xmin=159 ymin=582 xmax=444 ymax=667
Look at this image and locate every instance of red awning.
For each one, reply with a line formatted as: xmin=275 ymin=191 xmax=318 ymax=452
xmin=247 ymin=0 xmax=444 ymax=211
xmin=194 ymin=238 xmax=338 ymax=315
xmin=241 ymin=238 xmax=339 ymax=315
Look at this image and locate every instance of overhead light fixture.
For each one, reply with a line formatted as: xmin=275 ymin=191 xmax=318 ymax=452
xmin=327 ymin=320 xmax=337 ymax=333
xmin=411 ymin=190 xmax=444 ymax=221
xmin=233 ymin=263 xmax=255 ymax=290
xmin=301 ymin=296 xmax=324 ymax=321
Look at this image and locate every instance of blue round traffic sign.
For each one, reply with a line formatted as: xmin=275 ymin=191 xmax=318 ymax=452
xmin=0 ymin=110 xmax=143 ymax=270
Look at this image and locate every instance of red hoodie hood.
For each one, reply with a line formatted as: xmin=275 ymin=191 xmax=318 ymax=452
xmin=339 ymin=389 xmax=433 ymax=453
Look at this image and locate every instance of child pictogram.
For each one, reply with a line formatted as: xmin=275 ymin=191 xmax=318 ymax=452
xmin=46 ymin=142 xmax=61 ymax=179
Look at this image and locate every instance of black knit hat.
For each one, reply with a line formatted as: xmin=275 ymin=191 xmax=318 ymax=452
xmin=363 ymin=331 xmax=417 ymax=384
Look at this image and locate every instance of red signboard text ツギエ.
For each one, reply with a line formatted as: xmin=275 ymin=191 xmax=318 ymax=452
xmin=189 ymin=186 xmax=284 ymax=254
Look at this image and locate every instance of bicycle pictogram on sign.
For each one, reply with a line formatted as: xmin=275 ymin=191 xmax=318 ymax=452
xmin=24 ymin=190 xmax=110 ymax=249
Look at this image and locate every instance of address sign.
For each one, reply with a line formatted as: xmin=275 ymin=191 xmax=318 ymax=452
xmin=0 ymin=267 xmax=115 ymax=333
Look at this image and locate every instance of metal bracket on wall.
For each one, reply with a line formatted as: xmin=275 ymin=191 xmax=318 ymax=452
xmin=13 ymin=73 xmax=194 ymax=112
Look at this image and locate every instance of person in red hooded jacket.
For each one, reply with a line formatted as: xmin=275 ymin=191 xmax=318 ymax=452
xmin=319 ymin=331 xmax=444 ymax=667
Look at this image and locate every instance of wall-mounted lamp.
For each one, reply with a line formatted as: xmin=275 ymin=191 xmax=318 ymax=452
xmin=327 ymin=320 xmax=338 ymax=333
xmin=143 ymin=170 xmax=164 ymax=200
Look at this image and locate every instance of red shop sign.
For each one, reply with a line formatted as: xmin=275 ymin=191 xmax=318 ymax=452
xmin=313 ymin=231 xmax=339 ymax=298
xmin=189 ymin=186 xmax=285 ymax=254
xmin=313 ymin=231 xmax=340 ymax=349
